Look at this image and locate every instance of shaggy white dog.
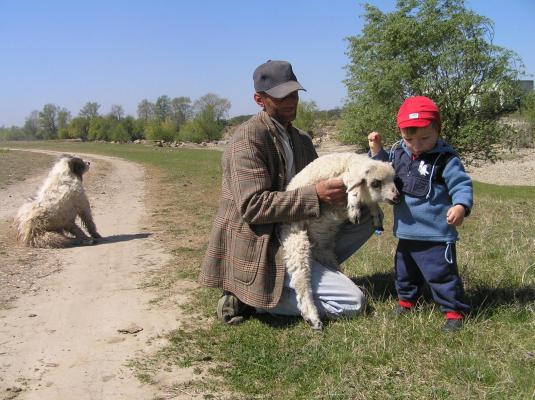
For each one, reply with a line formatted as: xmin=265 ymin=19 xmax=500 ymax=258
xmin=15 ymin=155 xmax=101 ymax=248
xmin=280 ymin=153 xmax=399 ymax=330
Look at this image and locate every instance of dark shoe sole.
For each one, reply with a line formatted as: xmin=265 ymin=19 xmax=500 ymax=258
xmin=443 ymin=319 xmax=463 ymax=332
xmin=392 ymin=305 xmax=413 ymax=317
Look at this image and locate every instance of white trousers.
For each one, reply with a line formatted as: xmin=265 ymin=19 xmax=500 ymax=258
xmin=262 ymin=209 xmax=376 ymax=319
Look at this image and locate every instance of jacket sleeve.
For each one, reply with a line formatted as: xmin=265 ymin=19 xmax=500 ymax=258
xmin=443 ymin=157 xmax=473 ymax=214
xmin=368 ymin=148 xmax=391 ymax=162
xmin=228 ymin=130 xmax=320 ymax=225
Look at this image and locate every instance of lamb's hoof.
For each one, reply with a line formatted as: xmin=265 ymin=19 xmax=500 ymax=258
xmin=307 ymin=319 xmax=323 ymax=331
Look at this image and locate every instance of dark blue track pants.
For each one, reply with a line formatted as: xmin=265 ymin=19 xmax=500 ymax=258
xmin=395 ymin=239 xmax=470 ymax=313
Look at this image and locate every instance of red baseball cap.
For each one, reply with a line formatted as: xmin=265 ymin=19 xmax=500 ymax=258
xmin=397 ymin=96 xmax=441 ymax=129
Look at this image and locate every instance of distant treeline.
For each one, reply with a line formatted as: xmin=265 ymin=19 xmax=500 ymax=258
xmin=0 ymin=94 xmax=341 ymax=143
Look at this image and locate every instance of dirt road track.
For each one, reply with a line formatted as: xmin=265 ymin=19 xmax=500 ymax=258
xmin=0 ymin=150 xmax=195 ymax=399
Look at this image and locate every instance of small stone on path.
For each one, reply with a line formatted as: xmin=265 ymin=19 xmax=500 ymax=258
xmin=117 ymin=323 xmax=143 ymax=334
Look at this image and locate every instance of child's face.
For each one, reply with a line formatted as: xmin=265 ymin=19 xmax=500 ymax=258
xmin=400 ymin=124 xmax=439 ymax=157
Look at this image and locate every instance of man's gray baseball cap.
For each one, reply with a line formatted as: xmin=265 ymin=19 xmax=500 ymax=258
xmin=253 ymin=60 xmax=306 ymax=98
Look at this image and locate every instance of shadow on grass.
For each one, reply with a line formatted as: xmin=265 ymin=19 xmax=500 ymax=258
xmin=352 ymin=272 xmax=535 ymax=317
xmin=468 ymin=285 xmax=535 ymax=316
xmin=351 ymin=271 xmax=397 ymax=301
xmin=238 ymin=275 xmax=534 ymax=329
xmin=253 ymin=313 xmax=301 ymax=329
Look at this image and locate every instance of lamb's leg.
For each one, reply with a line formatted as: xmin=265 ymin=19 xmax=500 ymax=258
xmin=369 ymin=203 xmax=383 ymax=231
xmin=307 ymin=218 xmax=341 ymax=270
xmin=347 ymin=193 xmax=361 ymax=224
xmin=312 ymin=247 xmax=340 ymax=271
xmin=282 ymin=228 xmax=322 ymax=331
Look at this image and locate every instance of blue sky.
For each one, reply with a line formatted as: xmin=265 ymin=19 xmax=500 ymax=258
xmin=1 ymin=0 xmax=534 ymax=127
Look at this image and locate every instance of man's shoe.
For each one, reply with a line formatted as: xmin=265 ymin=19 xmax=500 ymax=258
xmin=442 ymin=318 xmax=463 ymax=332
xmin=217 ymin=292 xmax=247 ymax=325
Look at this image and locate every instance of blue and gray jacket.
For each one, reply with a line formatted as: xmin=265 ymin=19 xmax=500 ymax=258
xmin=371 ymin=139 xmax=473 ymax=243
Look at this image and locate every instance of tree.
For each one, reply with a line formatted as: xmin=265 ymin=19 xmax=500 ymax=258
xmin=110 ymin=122 xmax=130 ymax=142
xmin=109 ymin=104 xmax=124 ymax=121
xmin=23 ymin=110 xmax=41 ymax=138
xmin=180 ymin=94 xmax=231 ymax=143
xmin=294 ymin=100 xmax=319 ymax=134
xmin=137 ymin=99 xmax=155 ymax=121
xmin=155 ymin=95 xmax=172 ymax=122
xmin=67 ymin=117 xmax=90 ymax=140
xmin=39 ymin=104 xmax=59 ymax=139
xmin=193 ymin=93 xmax=231 ymax=122
xmin=79 ymin=102 xmax=100 ymax=119
xmin=87 ymin=116 xmax=111 ymax=141
xmin=341 ymin=0 xmax=524 ymax=161
xmin=57 ymin=107 xmax=72 ymax=139
xmin=144 ymin=119 xmax=177 ymax=142
xmin=170 ymin=96 xmax=192 ymax=127
xmin=121 ymin=115 xmax=144 ymax=140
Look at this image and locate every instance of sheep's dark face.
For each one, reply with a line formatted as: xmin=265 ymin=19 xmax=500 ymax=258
xmin=65 ymin=156 xmax=90 ymax=179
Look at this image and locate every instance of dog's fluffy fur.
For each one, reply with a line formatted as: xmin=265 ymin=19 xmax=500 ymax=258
xmin=14 ymin=155 xmax=101 ymax=248
xmin=280 ymin=153 xmax=399 ymax=330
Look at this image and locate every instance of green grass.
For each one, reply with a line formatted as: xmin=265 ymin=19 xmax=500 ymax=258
xmin=2 ymin=141 xmax=534 ymax=399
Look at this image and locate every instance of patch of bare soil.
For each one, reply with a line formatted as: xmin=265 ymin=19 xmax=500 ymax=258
xmin=0 ymin=150 xmax=53 ymax=190
xmin=0 ymin=152 xmax=58 ymax=310
xmin=0 ymin=149 xmax=205 ymax=400
xmin=465 ymin=147 xmax=535 ymax=186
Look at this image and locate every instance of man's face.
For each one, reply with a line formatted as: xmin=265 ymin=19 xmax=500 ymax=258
xmin=254 ymin=91 xmax=299 ymax=126
xmin=400 ymin=124 xmax=439 ymax=157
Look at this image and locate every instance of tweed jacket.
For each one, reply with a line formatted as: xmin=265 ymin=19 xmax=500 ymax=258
xmin=198 ymin=111 xmax=320 ymax=308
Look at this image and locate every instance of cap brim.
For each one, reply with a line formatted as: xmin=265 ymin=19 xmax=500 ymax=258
xmin=398 ymin=119 xmax=433 ymax=129
xmin=264 ymin=81 xmax=306 ymax=98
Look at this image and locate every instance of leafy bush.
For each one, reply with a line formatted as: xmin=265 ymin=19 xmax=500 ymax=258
xmin=293 ymin=101 xmax=319 ymax=134
xmin=144 ymin=120 xmax=177 ymax=142
xmin=341 ymin=0 xmax=524 ymax=161
xmin=178 ymin=104 xmax=225 ymax=143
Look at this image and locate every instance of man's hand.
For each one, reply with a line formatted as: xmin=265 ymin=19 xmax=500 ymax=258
xmin=315 ymin=179 xmax=347 ymax=206
xmin=368 ymin=131 xmax=383 ymax=156
xmin=447 ymin=204 xmax=466 ymax=226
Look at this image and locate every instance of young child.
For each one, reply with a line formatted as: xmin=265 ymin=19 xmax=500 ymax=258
xmin=368 ymin=96 xmax=473 ymax=332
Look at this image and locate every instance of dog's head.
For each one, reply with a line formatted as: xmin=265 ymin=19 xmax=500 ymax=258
xmin=344 ymin=160 xmax=399 ymax=205
xmin=61 ymin=155 xmax=90 ymax=180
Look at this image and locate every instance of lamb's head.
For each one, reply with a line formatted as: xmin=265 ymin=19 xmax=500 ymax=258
xmin=60 ymin=155 xmax=90 ymax=180
xmin=344 ymin=160 xmax=399 ymax=206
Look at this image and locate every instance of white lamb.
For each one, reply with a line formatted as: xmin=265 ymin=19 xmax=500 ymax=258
xmin=280 ymin=153 xmax=399 ymax=330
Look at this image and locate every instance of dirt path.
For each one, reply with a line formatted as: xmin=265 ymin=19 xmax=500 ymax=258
xmin=0 ymin=150 xmax=194 ymax=400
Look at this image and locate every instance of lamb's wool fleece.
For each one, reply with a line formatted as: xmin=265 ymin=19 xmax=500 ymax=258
xmin=280 ymin=153 xmax=398 ymax=330
xmin=14 ymin=155 xmax=101 ymax=248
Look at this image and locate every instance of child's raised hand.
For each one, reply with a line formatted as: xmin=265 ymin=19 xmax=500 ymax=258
xmin=368 ymin=131 xmax=383 ymax=155
xmin=447 ymin=204 xmax=466 ymax=226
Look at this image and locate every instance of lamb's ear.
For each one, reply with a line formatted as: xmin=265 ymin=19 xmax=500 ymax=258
xmin=345 ymin=168 xmax=368 ymax=193
xmin=346 ymin=179 xmax=365 ymax=193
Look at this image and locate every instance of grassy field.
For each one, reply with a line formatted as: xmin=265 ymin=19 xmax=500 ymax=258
xmin=2 ymin=141 xmax=534 ymax=399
